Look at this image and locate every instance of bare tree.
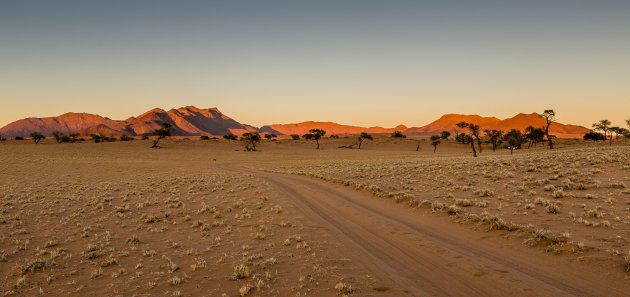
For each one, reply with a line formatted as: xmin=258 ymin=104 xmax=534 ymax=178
xmin=357 ymin=132 xmax=373 ymax=149
xmin=541 ymin=109 xmax=556 ymax=149
xmin=150 ymin=123 xmax=172 ymax=148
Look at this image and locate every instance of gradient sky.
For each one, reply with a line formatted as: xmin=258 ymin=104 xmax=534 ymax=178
xmin=1 ymin=0 xmax=629 ymax=128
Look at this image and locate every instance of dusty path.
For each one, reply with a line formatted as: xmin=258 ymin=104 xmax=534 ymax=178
xmin=220 ymin=164 xmax=630 ymax=297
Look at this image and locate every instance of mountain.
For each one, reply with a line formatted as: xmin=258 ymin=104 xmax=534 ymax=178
xmin=407 ymin=113 xmax=590 ymax=138
xmin=0 ymin=113 xmax=121 ymax=137
xmin=0 ymin=107 xmax=590 ymax=138
xmin=260 ymin=122 xmax=408 ymax=136
xmin=0 ymin=106 xmax=258 ymax=137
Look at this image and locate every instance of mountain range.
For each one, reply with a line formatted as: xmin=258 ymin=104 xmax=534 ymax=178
xmin=0 ymin=106 xmax=590 ymax=138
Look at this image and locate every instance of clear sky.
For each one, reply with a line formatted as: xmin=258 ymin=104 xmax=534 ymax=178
xmin=1 ymin=0 xmax=629 ymax=128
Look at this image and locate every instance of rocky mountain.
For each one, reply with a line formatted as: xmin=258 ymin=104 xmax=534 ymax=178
xmin=0 ymin=106 xmax=259 ymax=137
xmin=0 ymin=107 xmax=590 ymax=138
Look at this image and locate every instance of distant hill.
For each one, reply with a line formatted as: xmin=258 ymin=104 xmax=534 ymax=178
xmin=260 ymin=122 xmax=408 ymax=136
xmin=0 ymin=107 xmax=589 ymax=138
xmin=404 ymin=113 xmax=590 ymax=138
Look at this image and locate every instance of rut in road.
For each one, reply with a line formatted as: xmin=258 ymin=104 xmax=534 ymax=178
xmin=220 ymin=164 xmax=630 ymax=297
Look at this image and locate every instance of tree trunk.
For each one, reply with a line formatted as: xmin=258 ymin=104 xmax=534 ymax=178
xmin=545 ymin=122 xmax=554 ymax=149
xmin=470 ymin=141 xmax=477 ymax=157
xmin=476 ymin=138 xmax=482 ymax=153
xmin=416 ymin=144 xmax=419 ymax=151
xmin=150 ymin=137 xmax=161 ymax=148
xmin=433 ymin=145 xmax=437 ymax=153
xmin=358 ymin=139 xmax=363 ymax=149
xmin=316 ymin=139 xmax=319 ymax=149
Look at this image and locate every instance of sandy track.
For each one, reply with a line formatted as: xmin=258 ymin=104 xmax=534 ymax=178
xmin=220 ymin=164 xmax=630 ymax=297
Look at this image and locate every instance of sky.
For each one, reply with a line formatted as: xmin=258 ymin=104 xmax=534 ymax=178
xmin=1 ymin=0 xmax=629 ymax=128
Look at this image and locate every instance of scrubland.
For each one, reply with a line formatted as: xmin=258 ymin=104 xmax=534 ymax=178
xmin=1 ymin=137 xmax=629 ymax=296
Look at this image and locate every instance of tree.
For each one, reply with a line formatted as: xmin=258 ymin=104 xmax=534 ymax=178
xmin=90 ymin=134 xmax=103 ymax=143
xmin=618 ymin=127 xmax=630 ymax=138
xmin=264 ymin=133 xmax=277 ymax=140
xmin=524 ymin=126 xmax=545 ymax=148
xmin=592 ymin=119 xmax=612 ymax=146
xmin=150 ymin=123 xmax=172 ymax=148
xmin=290 ymin=134 xmax=300 ymax=140
xmin=455 ymin=132 xmax=471 ymax=144
xmin=357 ymin=132 xmax=373 ymax=149
xmin=540 ymin=109 xmax=556 ymax=149
xmin=303 ymin=129 xmax=326 ymax=149
xmin=223 ymin=134 xmax=238 ymax=141
xmin=456 ymin=122 xmax=478 ymax=157
xmin=30 ymin=132 xmax=45 ymax=144
xmin=583 ymin=131 xmax=606 ymax=141
xmin=610 ymin=127 xmax=624 ymax=140
xmin=329 ymin=134 xmax=339 ymax=139
xmin=503 ymin=129 xmax=525 ymax=154
xmin=440 ymin=131 xmax=451 ymax=140
xmin=391 ymin=131 xmax=406 ymax=138
xmin=200 ymin=135 xmax=211 ymax=140
xmin=240 ymin=132 xmax=261 ymax=151
xmin=430 ymin=135 xmax=441 ymax=152
xmin=120 ymin=134 xmax=134 ymax=141
xmin=483 ymin=129 xmax=503 ymax=152
xmin=52 ymin=131 xmax=64 ymax=143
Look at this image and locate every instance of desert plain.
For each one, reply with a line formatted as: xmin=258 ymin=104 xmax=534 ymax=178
xmin=1 ymin=137 xmax=630 ymax=297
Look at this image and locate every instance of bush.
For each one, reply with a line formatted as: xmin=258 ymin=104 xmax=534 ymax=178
xmin=329 ymin=134 xmax=339 ymax=139
xmin=200 ymin=135 xmax=211 ymax=140
xmin=391 ymin=131 xmax=406 ymax=138
xmin=583 ymin=131 xmax=606 ymax=141
xmin=290 ymin=134 xmax=300 ymax=140
xmin=120 ymin=135 xmax=134 ymax=141
xmin=223 ymin=134 xmax=238 ymax=141
xmin=14 ymin=136 xmax=25 ymax=140
xmin=141 ymin=135 xmax=149 ymax=140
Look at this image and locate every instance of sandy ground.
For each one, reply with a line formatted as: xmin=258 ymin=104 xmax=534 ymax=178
xmin=1 ymin=137 xmax=629 ymax=296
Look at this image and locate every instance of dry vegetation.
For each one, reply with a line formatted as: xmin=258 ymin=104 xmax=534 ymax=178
xmin=265 ymin=143 xmax=630 ymax=267
xmin=1 ymin=137 xmax=630 ymax=296
xmin=0 ymin=141 xmax=374 ymax=296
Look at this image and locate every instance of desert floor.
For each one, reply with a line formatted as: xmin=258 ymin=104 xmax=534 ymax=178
xmin=1 ymin=137 xmax=630 ymax=297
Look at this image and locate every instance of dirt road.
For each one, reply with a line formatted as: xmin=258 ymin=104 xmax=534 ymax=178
xmin=220 ymin=164 xmax=630 ymax=296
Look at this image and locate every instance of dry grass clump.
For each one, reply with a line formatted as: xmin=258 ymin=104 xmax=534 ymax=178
xmin=335 ymin=281 xmax=355 ymax=296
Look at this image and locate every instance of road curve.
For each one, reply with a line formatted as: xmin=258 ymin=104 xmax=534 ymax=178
xmin=220 ymin=164 xmax=630 ymax=297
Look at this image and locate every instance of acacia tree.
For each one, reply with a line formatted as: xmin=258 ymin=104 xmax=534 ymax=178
xmin=440 ymin=131 xmax=451 ymax=140
xmin=52 ymin=131 xmax=64 ymax=143
xmin=541 ymin=109 xmax=556 ymax=149
xmin=503 ymin=129 xmax=526 ymax=153
xmin=30 ymin=132 xmax=45 ymax=144
xmin=456 ymin=122 xmax=479 ymax=157
xmin=264 ymin=133 xmax=277 ymax=141
xmin=290 ymin=134 xmax=300 ymax=140
xmin=610 ymin=127 xmax=622 ymax=140
xmin=303 ymin=129 xmax=326 ymax=149
xmin=240 ymin=132 xmax=261 ymax=151
xmin=524 ymin=126 xmax=545 ymax=148
xmin=430 ymin=135 xmax=441 ymax=152
xmin=357 ymin=132 xmax=373 ymax=149
xmin=150 ymin=123 xmax=172 ymax=148
xmin=592 ymin=119 xmax=612 ymax=146
xmin=483 ymin=129 xmax=503 ymax=152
